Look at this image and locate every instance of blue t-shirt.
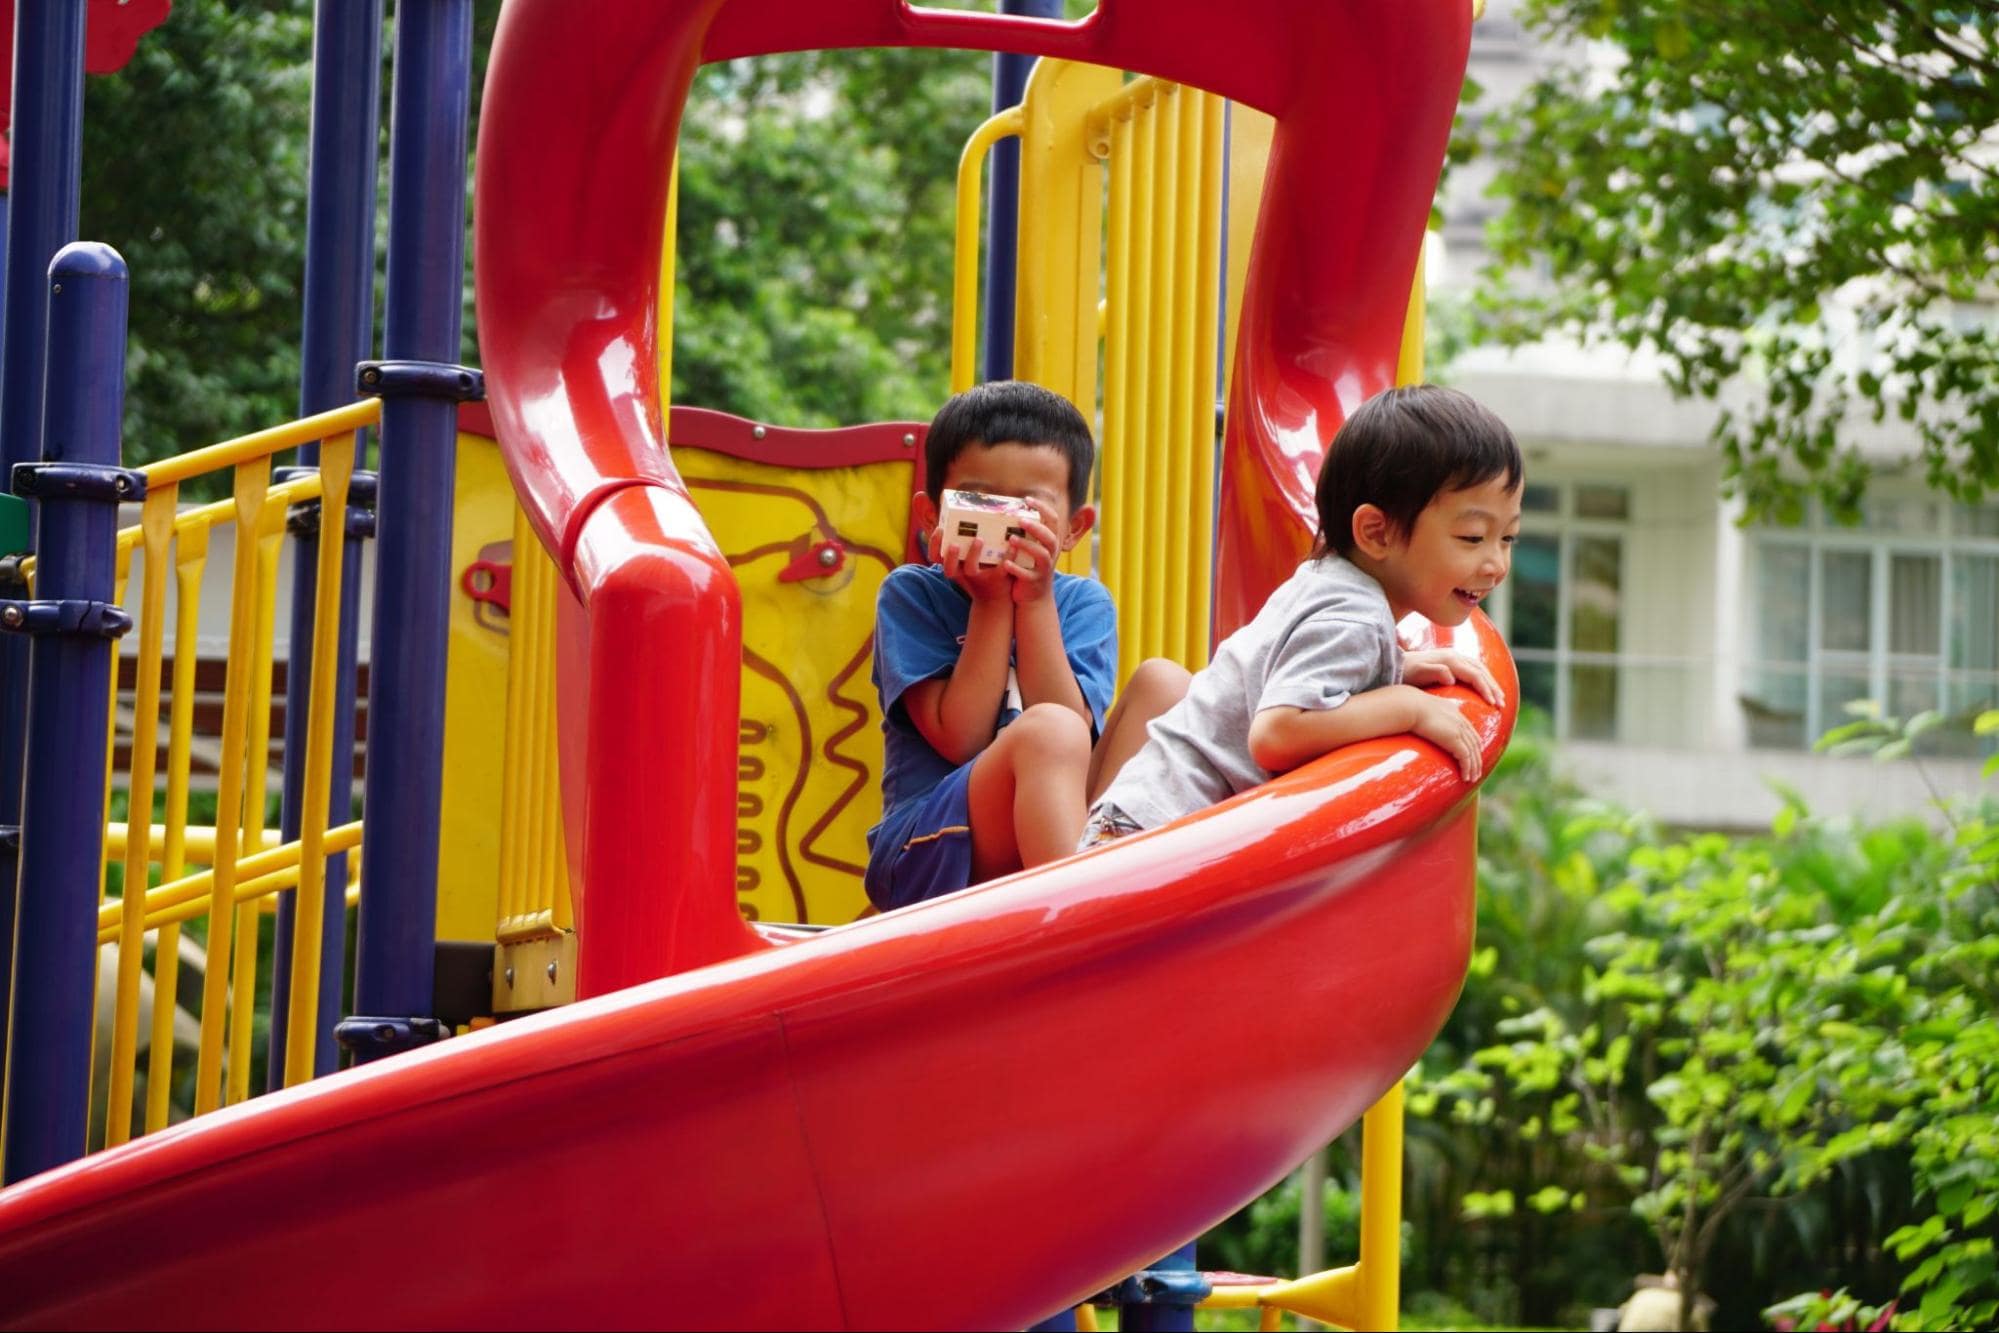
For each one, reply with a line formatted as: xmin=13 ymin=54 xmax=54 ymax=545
xmin=870 ymin=561 xmax=1118 ymax=832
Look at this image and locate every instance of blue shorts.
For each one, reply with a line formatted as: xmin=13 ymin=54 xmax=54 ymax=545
xmin=864 ymin=760 xmax=977 ymax=911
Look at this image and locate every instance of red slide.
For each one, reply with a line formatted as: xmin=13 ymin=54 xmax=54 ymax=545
xmin=0 ymin=3 xmax=1487 ymax=1327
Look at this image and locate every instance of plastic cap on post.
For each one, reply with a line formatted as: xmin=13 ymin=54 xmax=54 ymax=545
xmin=49 ymin=241 xmax=129 ymax=285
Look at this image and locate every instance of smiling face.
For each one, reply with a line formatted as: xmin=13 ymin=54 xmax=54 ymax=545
xmin=914 ymin=440 xmax=1095 ymax=556
xmin=1356 ymin=473 xmax=1522 ymax=626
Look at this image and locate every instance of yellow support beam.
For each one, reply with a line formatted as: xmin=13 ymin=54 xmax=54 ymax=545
xmin=951 ymin=106 xmax=1024 ymax=393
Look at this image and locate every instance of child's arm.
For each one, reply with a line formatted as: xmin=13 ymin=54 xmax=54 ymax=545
xmin=1003 ymin=516 xmax=1094 ymax=730
xmin=1249 ymin=684 xmax=1484 ymax=781
xmin=902 ymin=534 xmax=1018 ymax=765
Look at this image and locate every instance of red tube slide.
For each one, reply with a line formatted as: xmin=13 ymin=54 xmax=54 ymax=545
xmin=0 ymin=2 xmax=1487 ymax=1327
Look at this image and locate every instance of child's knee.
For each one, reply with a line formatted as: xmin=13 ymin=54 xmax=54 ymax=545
xmin=1010 ymin=702 xmax=1092 ymax=765
xmin=1129 ymin=657 xmax=1192 ymax=709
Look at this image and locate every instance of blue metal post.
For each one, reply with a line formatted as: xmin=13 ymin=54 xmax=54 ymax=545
xmin=348 ymin=0 xmax=473 ymax=1062
xmin=0 ymin=0 xmax=88 ymax=1110
xmin=1119 ymin=1243 xmax=1201 ymax=1332
xmin=2 ymin=243 xmax=138 ymax=1184
xmin=269 ymin=0 xmax=385 ymax=1090
xmin=982 ymin=0 xmax=1063 ymax=384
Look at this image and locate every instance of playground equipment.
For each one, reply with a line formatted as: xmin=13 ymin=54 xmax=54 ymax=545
xmin=0 ymin=1 xmax=1502 ymax=1327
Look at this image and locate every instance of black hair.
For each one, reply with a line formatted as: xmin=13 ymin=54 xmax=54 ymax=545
xmin=1314 ymin=385 xmax=1523 ymax=558
xmin=924 ymin=380 xmax=1095 ymax=511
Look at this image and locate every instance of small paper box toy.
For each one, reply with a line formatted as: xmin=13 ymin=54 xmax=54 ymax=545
xmin=938 ymin=488 xmax=1039 ymax=572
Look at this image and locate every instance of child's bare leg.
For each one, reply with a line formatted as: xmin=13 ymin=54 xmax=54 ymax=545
xmin=967 ymin=703 xmax=1093 ymax=880
xmin=1087 ymin=657 xmax=1191 ymax=803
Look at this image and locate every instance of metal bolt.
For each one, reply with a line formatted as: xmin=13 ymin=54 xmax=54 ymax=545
xmin=504 ymin=965 xmax=515 ymax=988
xmin=50 ymin=283 xmax=62 ymax=296
xmin=752 ymin=424 xmax=767 ymax=440
xmin=817 ymin=546 xmax=839 ymax=568
xmin=362 ymin=367 xmax=381 ymax=384
xmin=114 ymin=474 xmax=132 ymax=496
xmin=902 ymin=433 xmax=916 ymax=448
xmin=545 ymin=960 xmax=558 ymax=983
xmin=2 ymin=606 xmax=21 ymax=629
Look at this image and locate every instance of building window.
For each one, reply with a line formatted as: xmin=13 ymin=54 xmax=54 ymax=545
xmin=1488 ymin=480 xmax=1627 ymax=739
xmin=1744 ymin=497 xmax=1999 ymax=753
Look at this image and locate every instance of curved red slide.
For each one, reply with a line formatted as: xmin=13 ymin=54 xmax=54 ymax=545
xmin=0 ymin=2 xmax=1486 ymax=1327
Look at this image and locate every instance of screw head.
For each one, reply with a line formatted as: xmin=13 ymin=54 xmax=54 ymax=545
xmin=817 ymin=546 xmax=839 ymax=568
xmin=545 ymin=960 xmax=559 ymax=983
xmin=50 ymin=283 xmax=62 ymax=296
xmin=2 ymin=605 xmax=22 ymax=629
xmin=752 ymin=425 xmax=767 ymax=440
xmin=362 ymin=367 xmax=381 ymax=384
xmin=114 ymin=474 xmax=132 ymax=495
xmin=902 ymin=433 xmax=916 ymax=448
xmin=504 ymin=966 xmax=515 ymax=987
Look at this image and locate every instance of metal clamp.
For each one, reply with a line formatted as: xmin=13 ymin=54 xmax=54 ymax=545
xmin=10 ymin=461 xmax=147 ymax=503
xmin=1094 ymin=1268 xmax=1213 ymax=1309
xmin=334 ymin=1014 xmax=451 ymax=1057
xmin=355 ymin=359 xmax=485 ymax=403
xmin=0 ymin=598 xmax=134 ymax=639
xmin=275 ymin=468 xmax=381 ymax=540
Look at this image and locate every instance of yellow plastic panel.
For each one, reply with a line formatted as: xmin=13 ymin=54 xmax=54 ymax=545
xmin=676 ymin=448 xmax=914 ymax=925
xmin=434 ymin=429 xmax=517 ymax=942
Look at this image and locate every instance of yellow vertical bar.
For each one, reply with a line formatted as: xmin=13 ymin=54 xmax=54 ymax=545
xmin=1397 ymin=242 xmax=1427 ymax=387
xmin=227 ymin=504 xmax=286 ymax=1104
xmin=520 ymin=552 xmax=549 ymax=932
xmin=105 ymin=486 xmax=178 ymax=1147
xmin=1343 ymin=254 xmax=1427 ymax=1333
xmin=1188 ymin=90 xmax=1225 ymax=670
xmin=1356 ymin=1082 xmax=1405 ymax=1331
xmin=1162 ymin=85 xmax=1198 ymax=668
xmin=1124 ymin=94 xmax=1156 ymax=683
xmin=495 ymin=512 xmax=528 ymax=931
xmin=148 ymin=520 xmax=209 ymax=1133
xmin=1101 ymin=111 xmax=1133 ymax=673
xmin=540 ymin=592 xmax=567 ymax=928
xmin=1257 ymin=1305 xmax=1282 ymax=1331
xmin=1142 ymin=87 xmax=1176 ymax=670
xmin=283 ymin=433 xmax=354 ymax=1086
xmin=194 ymin=459 xmax=270 ymax=1115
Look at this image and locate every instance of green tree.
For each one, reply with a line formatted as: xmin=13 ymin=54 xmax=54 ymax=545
xmin=672 ymin=46 xmax=990 ymax=426
xmin=1460 ymin=2 xmax=1999 ymax=522
xmin=79 ymin=0 xmax=314 ymax=466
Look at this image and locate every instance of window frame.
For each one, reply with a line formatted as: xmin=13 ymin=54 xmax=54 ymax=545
xmin=1486 ymin=479 xmax=1629 ymax=739
xmin=1747 ymin=496 xmax=1999 ymax=749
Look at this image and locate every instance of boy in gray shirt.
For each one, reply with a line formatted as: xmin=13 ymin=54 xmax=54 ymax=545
xmin=1084 ymin=385 xmax=1523 ymax=845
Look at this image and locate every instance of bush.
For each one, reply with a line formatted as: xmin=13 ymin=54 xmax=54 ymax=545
xmin=1405 ymin=709 xmax=1999 ymax=1331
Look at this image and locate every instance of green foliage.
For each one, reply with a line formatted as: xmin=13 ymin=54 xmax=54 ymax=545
xmin=1409 ymin=710 xmax=1999 ymax=1330
xmin=1460 ymin=1 xmax=1999 ymax=522
xmin=672 ymin=48 xmax=990 ymax=425
xmin=79 ymin=0 xmax=314 ymax=466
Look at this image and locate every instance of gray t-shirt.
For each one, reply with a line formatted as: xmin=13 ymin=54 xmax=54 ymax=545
xmin=1095 ymin=555 xmax=1402 ymax=831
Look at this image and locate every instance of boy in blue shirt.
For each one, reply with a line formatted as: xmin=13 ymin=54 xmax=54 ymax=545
xmin=866 ymin=380 xmax=1186 ymax=911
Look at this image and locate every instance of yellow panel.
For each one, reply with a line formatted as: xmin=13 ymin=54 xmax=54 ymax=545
xmin=435 ymin=430 xmax=518 ymax=942
xmin=675 ymin=448 xmax=914 ymax=926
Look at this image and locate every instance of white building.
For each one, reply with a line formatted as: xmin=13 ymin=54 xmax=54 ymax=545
xmin=1438 ymin=2 xmax=1998 ymax=829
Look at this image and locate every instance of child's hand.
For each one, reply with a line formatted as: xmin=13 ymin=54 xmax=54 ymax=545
xmin=929 ymin=526 xmax=1014 ymax=602
xmin=1402 ymin=648 xmax=1502 ymax=707
xmin=1409 ymin=692 xmax=1483 ymax=782
xmin=1004 ymin=515 xmax=1062 ymax=604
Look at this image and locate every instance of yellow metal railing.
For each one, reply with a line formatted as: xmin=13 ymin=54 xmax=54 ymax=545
xmin=952 ymin=70 xmax=1226 ymax=680
xmin=1093 ymin=76 xmax=1225 ymax=682
xmin=41 ymin=399 xmax=381 ymax=1145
